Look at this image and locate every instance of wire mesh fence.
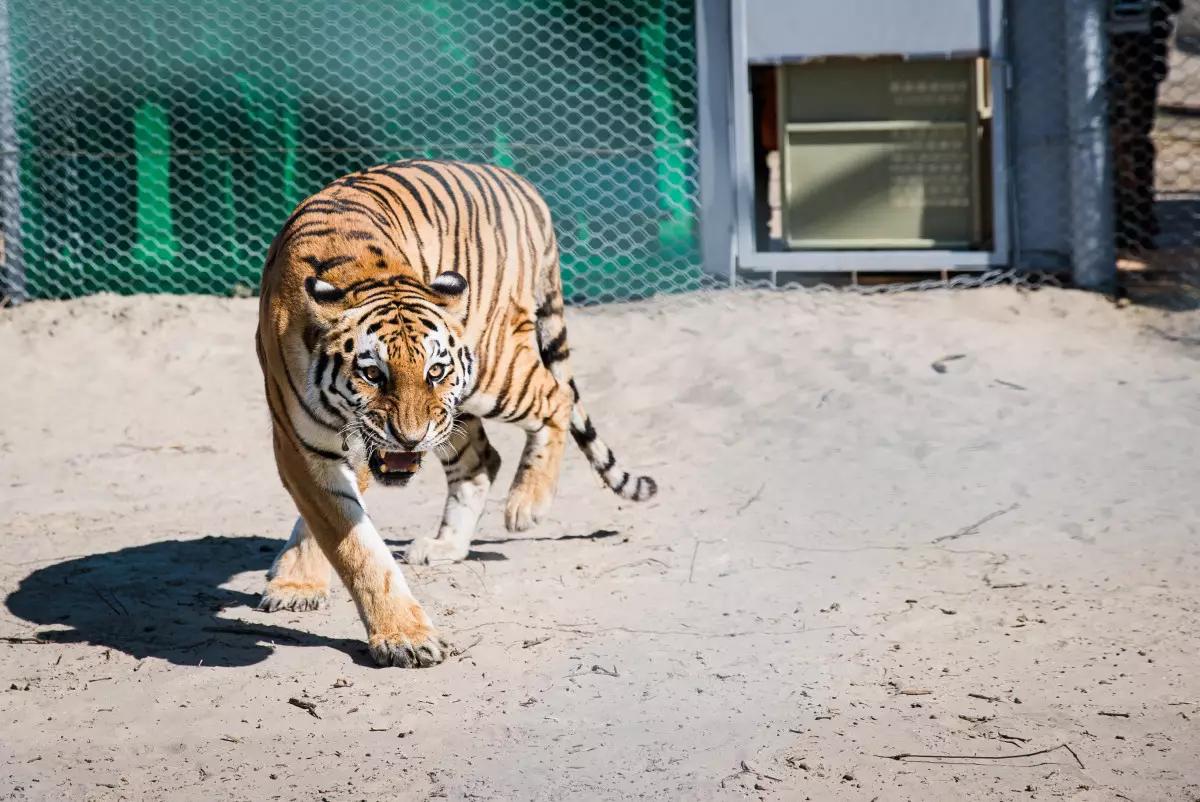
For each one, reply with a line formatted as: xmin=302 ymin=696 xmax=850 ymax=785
xmin=1096 ymin=0 xmax=1200 ymax=305
xmin=1130 ymin=4 xmax=1200 ymax=253
xmin=2 ymin=1 xmax=1199 ymax=307
xmin=4 ymin=0 xmax=702 ymax=305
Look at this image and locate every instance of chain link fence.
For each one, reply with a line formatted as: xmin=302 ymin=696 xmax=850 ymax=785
xmin=3 ymin=0 xmax=702 ymax=305
xmin=2 ymin=1 xmax=1198 ymax=307
xmin=1120 ymin=1 xmax=1200 ymax=294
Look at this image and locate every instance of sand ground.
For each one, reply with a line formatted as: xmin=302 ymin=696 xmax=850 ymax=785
xmin=1 ymin=285 xmax=1200 ymax=801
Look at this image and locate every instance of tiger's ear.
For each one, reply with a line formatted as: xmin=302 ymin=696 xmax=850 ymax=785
xmin=304 ymin=276 xmax=346 ymax=304
xmin=430 ymin=271 xmax=468 ymax=321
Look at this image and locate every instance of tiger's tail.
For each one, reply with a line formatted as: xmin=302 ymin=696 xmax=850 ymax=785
xmin=534 ymin=258 xmax=657 ymax=503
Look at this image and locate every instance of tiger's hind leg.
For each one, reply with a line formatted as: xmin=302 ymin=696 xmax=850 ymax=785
xmin=504 ymin=366 xmax=571 ymax=532
xmin=405 ymin=415 xmax=501 ymax=565
xmin=502 ymin=263 xmax=574 ymax=532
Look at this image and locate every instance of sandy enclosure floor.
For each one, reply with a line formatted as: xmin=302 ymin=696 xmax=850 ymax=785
xmin=1 ymin=287 xmax=1200 ymax=801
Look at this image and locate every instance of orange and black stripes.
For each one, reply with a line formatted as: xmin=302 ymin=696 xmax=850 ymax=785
xmin=255 ymin=158 xmax=657 ymax=666
xmin=260 ymin=158 xmax=656 ymax=511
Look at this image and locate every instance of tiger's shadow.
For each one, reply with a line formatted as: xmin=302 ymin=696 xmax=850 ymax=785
xmin=385 ymin=528 xmax=621 ymax=553
xmin=5 ymin=530 xmax=620 ymax=667
xmin=3 ymin=535 xmax=373 ymax=668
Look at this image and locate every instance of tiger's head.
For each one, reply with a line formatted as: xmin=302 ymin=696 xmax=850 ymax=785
xmin=302 ymin=271 xmax=476 ymax=486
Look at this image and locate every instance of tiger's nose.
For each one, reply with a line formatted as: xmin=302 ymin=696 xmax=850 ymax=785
xmin=386 ymin=421 xmax=421 ymax=451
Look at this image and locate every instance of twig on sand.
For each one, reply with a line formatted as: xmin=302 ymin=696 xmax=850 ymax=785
xmin=931 ymin=354 xmax=966 ymax=374
xmin=599 ymin=558 xmax=668 ymax=577
xmin=1099 ymin=711 xmax=1130 ymax=718
xmin=719 ymin=760 xmax=782 ymax=789
xmin=591 ymin=664 xmax=619 ymax=677
xmin=934 ymin=503 xmax=1020 ymax=544
xmin=876 ymin=743 xmax=1085 ymax=770
xmin=451 ymin=636 xmax=483 ymax=660
xmin=968 ymin=693 xmax=1002 ymax=703
xmin=688 ymin=541 xmax=700 ymax=583
xmin=87 ymin=583 xmax=127 ymax=616
xmin=1 ymin=636 xmax=54 ymax=645
xmin=116 ymin=442 xmax=216 ymax=454
xmin=522 ymin=636 xmax=552 ymax=649
xmin=287 ymin=698 xmax=320 ymax=719
xmin=735 ymin=484 xmax=766 ymax=516
xmin=202 ymin=625 xmax=300 ymax=643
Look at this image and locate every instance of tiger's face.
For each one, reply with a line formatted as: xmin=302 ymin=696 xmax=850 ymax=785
xmin=304 ymin=271 xmax=476 ymax=487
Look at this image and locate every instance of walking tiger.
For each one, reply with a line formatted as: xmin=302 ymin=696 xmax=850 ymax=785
xmin=254 ymin=159 xmax=656 ymax=667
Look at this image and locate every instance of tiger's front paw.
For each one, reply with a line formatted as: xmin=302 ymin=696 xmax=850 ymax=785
xmin=505 ymin=471 xmax=555 ymax=532
xmin=258 ymin=579 xmax=330 ymax=612
xmin=368 ymin=628 xmax=449 ymax=668
xmin=366 ymin=598 xmax=449 ymax=668
xmin=404 ymin=536 xmax=470 ymax=565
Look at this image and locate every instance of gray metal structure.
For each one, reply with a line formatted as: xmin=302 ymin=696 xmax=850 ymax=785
xmin=1066 ymin=0 xmax=1118 ymax=291
xmin=696 ymin=0 xmax=1115 ymax=286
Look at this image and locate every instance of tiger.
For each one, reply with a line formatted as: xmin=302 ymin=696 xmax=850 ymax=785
xmin=254 ymin=159 xmax=657 ymax=668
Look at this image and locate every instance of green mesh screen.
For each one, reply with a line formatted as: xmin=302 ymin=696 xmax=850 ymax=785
xmin=8 ymin=0 xmax=701 ymax=304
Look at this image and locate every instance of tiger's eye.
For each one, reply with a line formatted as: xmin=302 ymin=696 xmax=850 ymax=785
xmin=362 ymin=365 xmax=383 ymax=383
xmin=427 ymin=363 xmax=445 ymax=381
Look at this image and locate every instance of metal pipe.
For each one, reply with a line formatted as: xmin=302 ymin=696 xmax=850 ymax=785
xmin=695 ymin=0 xmax=736 ymax=284
xmin=1065 ymin=0 xmax=1117 ymax=292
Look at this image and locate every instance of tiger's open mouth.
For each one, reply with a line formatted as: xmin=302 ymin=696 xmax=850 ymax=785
xmin=368 ymin=448 xmax=423 ymax=487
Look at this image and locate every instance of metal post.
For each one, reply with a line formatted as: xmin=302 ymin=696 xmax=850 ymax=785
xmin=0 ymin=0 xmax=24 ymax=304
xmin=1065 ymin=0 xmax=1116 ymax=292
xmin=695 ymin=0 xmax=736 ymax=284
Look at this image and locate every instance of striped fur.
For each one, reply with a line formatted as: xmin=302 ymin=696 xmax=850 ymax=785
xmin=255 ymin=159 xmax=656 ymax=667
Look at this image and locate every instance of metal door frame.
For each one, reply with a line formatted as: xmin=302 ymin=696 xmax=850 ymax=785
xmin=696 ymin=0 xmax=1013 ymax=282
